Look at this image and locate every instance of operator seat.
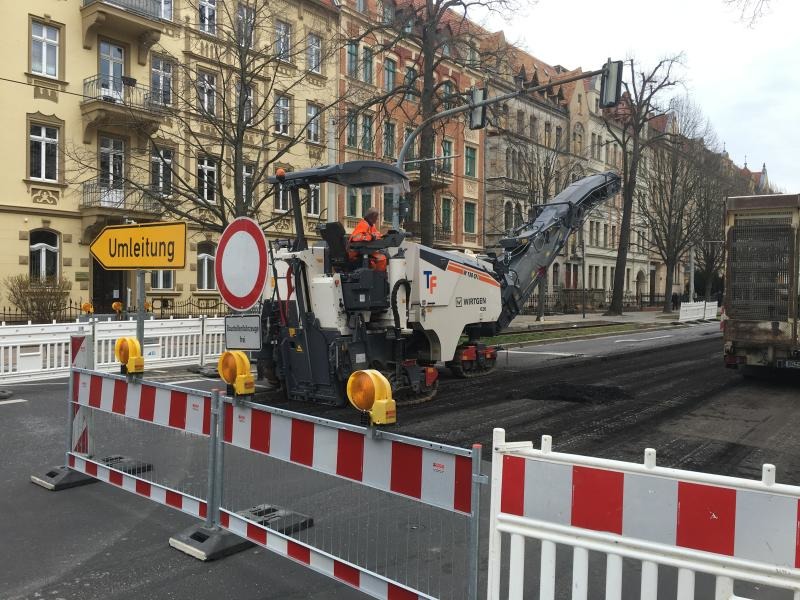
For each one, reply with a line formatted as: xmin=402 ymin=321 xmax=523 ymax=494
xmin=317 ymin=222 xmax=350 ymax=271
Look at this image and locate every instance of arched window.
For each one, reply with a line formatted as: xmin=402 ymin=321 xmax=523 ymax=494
xmin=514 ymin=203 xmax=523 ymax=227
xmin=504 ymin=202 xmax=513 ymax=230
xmin=29 ymin=229 xmax=58 ymax=281
xmin=197 ymin=241 xmax=216 ymax=290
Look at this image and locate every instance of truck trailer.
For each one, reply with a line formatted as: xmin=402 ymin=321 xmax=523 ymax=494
xmin=724 ymin=193 xmax=800 ymax=370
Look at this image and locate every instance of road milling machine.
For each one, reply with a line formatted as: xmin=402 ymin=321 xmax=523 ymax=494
xmin=258 ymin=161 xmax=620 ymax=405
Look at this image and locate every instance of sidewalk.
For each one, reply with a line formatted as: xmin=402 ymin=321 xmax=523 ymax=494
xmin=509 ymin=308 xmax=679 ymax=331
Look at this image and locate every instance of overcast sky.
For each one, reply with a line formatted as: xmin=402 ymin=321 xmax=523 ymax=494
xmin=480 ymin=0 xmax=800 ymax=193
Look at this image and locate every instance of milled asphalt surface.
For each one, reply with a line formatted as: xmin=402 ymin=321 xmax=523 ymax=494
xmin=4 ymin=320 xmax=800 ymax=599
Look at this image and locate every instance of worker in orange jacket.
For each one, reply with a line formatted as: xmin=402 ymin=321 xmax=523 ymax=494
xmin=348 ymin=206 xmax=387 ymax=271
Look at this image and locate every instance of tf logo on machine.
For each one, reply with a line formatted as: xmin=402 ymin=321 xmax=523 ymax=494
xmin=455 ymin=297 xmax=463 ymax=307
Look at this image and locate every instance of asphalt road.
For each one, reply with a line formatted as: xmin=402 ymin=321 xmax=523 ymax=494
xmin=3 ymin=322 xmax=800 ymax=599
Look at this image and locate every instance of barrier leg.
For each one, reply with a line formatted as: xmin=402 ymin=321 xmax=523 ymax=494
xmin=30 ymin=334 xmax=97 ymax=491
xmin=169 ymin=390 xmax=251 ymax=561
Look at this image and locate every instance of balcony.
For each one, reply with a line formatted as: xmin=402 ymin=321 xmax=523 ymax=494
xmin=81 ymin=180 xmax=163 ymax=214
xmin=81 ymin=0 xmax=164 ymax=65
xmin=81 ymin=75 xmax=165 ymax=143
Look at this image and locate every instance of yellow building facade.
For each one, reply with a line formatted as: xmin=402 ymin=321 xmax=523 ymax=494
xmin=1 ymin=0 xmax=338 ymax=313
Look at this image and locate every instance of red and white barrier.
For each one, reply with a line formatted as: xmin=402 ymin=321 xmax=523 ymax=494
xmin=487 ymin=428 xmax=800 ymax=600
xmin=71 ymin=369 xmax=473 ymax=514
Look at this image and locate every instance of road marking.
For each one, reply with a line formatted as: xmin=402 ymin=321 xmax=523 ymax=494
xmin=504 ymin=350 xmax=579 ymax=357
xmin=0 ymin=398 xmax=27 ymax=406
xmin=613 ymin=335 xmax=672 ymax=343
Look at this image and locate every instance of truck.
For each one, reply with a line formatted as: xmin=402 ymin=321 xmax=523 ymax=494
xmin=723 ymin=193 xmax=800 ymax=371
xmin=256 ymin=160 xmax=620 ymax=405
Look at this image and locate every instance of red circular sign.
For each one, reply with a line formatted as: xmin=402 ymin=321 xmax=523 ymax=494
xmin=215 ymin=217 xmax=268 ymax=311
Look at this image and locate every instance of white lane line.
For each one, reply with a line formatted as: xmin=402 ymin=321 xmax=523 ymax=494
xmin=613 ymin=335 xmax=672 ymax=343
xmin=0 ymin=398 xmax=28 ymax=406
xmin=504 ymin=350 xmax=579 ymax=357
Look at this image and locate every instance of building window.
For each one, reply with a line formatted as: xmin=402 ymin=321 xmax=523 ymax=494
xmin=306 ymin=103 xmax=321 ymax=143
xmin=361 ymin=113 xmax=374 ymax=152
xmin=346 ymin=42 xmax=358 ymax=78
xmin=274 ymin=94 xmax=290 ymax=134
xmin=275 ymin=21 xmax=291 ymax=61
xmin=197 ymin=157 xmax=216 ymax=202
xmin=404 ymin=67 xmax=417 ymax=100
xmin=383 ymin=121 xmax=395 ymax=158
xmin=306 ymin=184 xmax=321 ymax=215
xmin=441 ymin=197 xmax=452 ymax=231
xmin=362 ymin=47 xmax=373 ymax=84
xmin=346 ymin=109 xmax=358 ymax=147
xmin=31 ymin=21 xmax=59 ymax=78
xmin=464 ymin=201 xmax=476 ymax=233
xmin=197 ymin=71 xmax=216 ymax=115
xmin=307 ymin=34 xmax=322 ymax=73
xmin=383 ymin=186 xmax=395 ymax=222
xmin=242 ymin=163 xmax=254 ymax=204
xmin=275 ymin=185 xmax=290 ymax=211
xmin=160 ymin=0 xmax=173 ymax=19
xmin=361 ymin=188 xmax=372 ymax=216
xmin=197 ymin=242 xmax=215 ymax=290
xmin=464 ymin=146 xmax=476 ymax=177
xmin=237 ymin=80 xmax=253 ymax=124
xmin=150 ymin=146 xmax=172 ymax=196
xmin=199 ymin=0 xmax=216 ymax=34
xmin=441 ymin=139 xmax=452 ymax=173
xmin=29 ymin=230 xmax=58 ymax=281
xmin=151 ymin=57 xmax=173 ymax=105
xmin=383 ymin=58 xmax=396 ymax=92
xmin=346 ymin=187 xmax=358 ymax=217
xmin=151 ymin=270 xmax=174 ymax=290
xmin=29 ymin=124 xmax=58 ymax=182
xmin=237 ymin=3 xmax=254 ymax=46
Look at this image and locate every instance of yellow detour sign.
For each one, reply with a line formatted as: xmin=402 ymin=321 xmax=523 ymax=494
xmin=90 ymin=222 xmax=186 ymax=270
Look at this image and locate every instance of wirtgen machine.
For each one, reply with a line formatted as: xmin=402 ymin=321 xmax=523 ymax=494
xmin=258 ymin=161 xmax=620 ymax=405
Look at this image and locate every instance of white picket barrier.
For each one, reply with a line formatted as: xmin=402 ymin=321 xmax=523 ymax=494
xmin=487 ymin=428 xmax=800 ymax=600
xmin=0 ymin=316 xmax=226 ymax=383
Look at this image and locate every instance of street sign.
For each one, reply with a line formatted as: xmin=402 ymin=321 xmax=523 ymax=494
xmin=224 ymin=314 xmax=262 ymax=350
xmin=89 ymin=222 xmax=186 ymax=270
xmin=215 ymin=217 xmax=268 ymax=311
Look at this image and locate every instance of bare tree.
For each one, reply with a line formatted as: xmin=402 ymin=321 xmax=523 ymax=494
xmin=69 ymin=0 xmax=342 ymax=232
xmin=342 ymin=0 xmax=516 ymax=246
xmin=639 ymin=97 xmax=706 ymax=312
xmin=603 ymin=55 xmax=684 ymax=315
xmin=724 ymin=0 xmax=771 ymax=25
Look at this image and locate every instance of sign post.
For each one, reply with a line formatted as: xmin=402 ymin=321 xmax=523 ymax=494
xmin=90 ymin=222 xmax=187 ymax=351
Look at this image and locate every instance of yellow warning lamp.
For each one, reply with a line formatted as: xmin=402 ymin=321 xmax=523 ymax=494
xmin=346 ymin=370 xmax=396 ymax=426
xmin=218 ymin=350 xmax=255 ymax=396
xmin=114 ymin=336 xmax=144 ymax=375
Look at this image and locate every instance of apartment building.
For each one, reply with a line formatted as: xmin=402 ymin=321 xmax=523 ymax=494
xmin=334 ymin=0 xmax=485 ymax=251
xmin=3 ymin=0 xmax=338 ymax=312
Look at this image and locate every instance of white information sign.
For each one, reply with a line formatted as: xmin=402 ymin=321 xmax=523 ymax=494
xmin=225 ymin=314 xmax=262 ymax=350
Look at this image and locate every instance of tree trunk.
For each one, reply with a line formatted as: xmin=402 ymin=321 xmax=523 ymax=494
xmin=662 ymin=261 xmax=675 ymax=313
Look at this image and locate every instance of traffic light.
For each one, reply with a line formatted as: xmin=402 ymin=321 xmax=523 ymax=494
xmin=468 ymin=85 xmax=487 ymax=130
xmin=346 ymin=369 xmax=396 ymax=425
xmin=600 ymin=58 xmax=623 ymax=109
xmin=114 ymin=337 xmax=144 ymax=375
xmin=218 ymin=350 xmax=255 ymax=396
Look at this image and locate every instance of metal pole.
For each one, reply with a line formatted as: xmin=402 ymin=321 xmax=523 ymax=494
xmin=467 ymin=443 xmax=483 ymax=600
xmin=204 ymin=389 xmax=220 ymax=529
xmin=213 ymin=390 xmax=225 ymax=526
xmin=136 ymin=269 xmax=145 ymax=351
xmin=393 ymin=67 xmax=605 ymax=228
xmin=689 ymin=245 xmax=695 ymax=301
xmin=582 ymin=235 xmax=587 ymax=319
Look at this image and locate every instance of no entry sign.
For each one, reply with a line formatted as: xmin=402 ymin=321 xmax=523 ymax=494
xmin=215 ymin=217 xmax=268 ymax=311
